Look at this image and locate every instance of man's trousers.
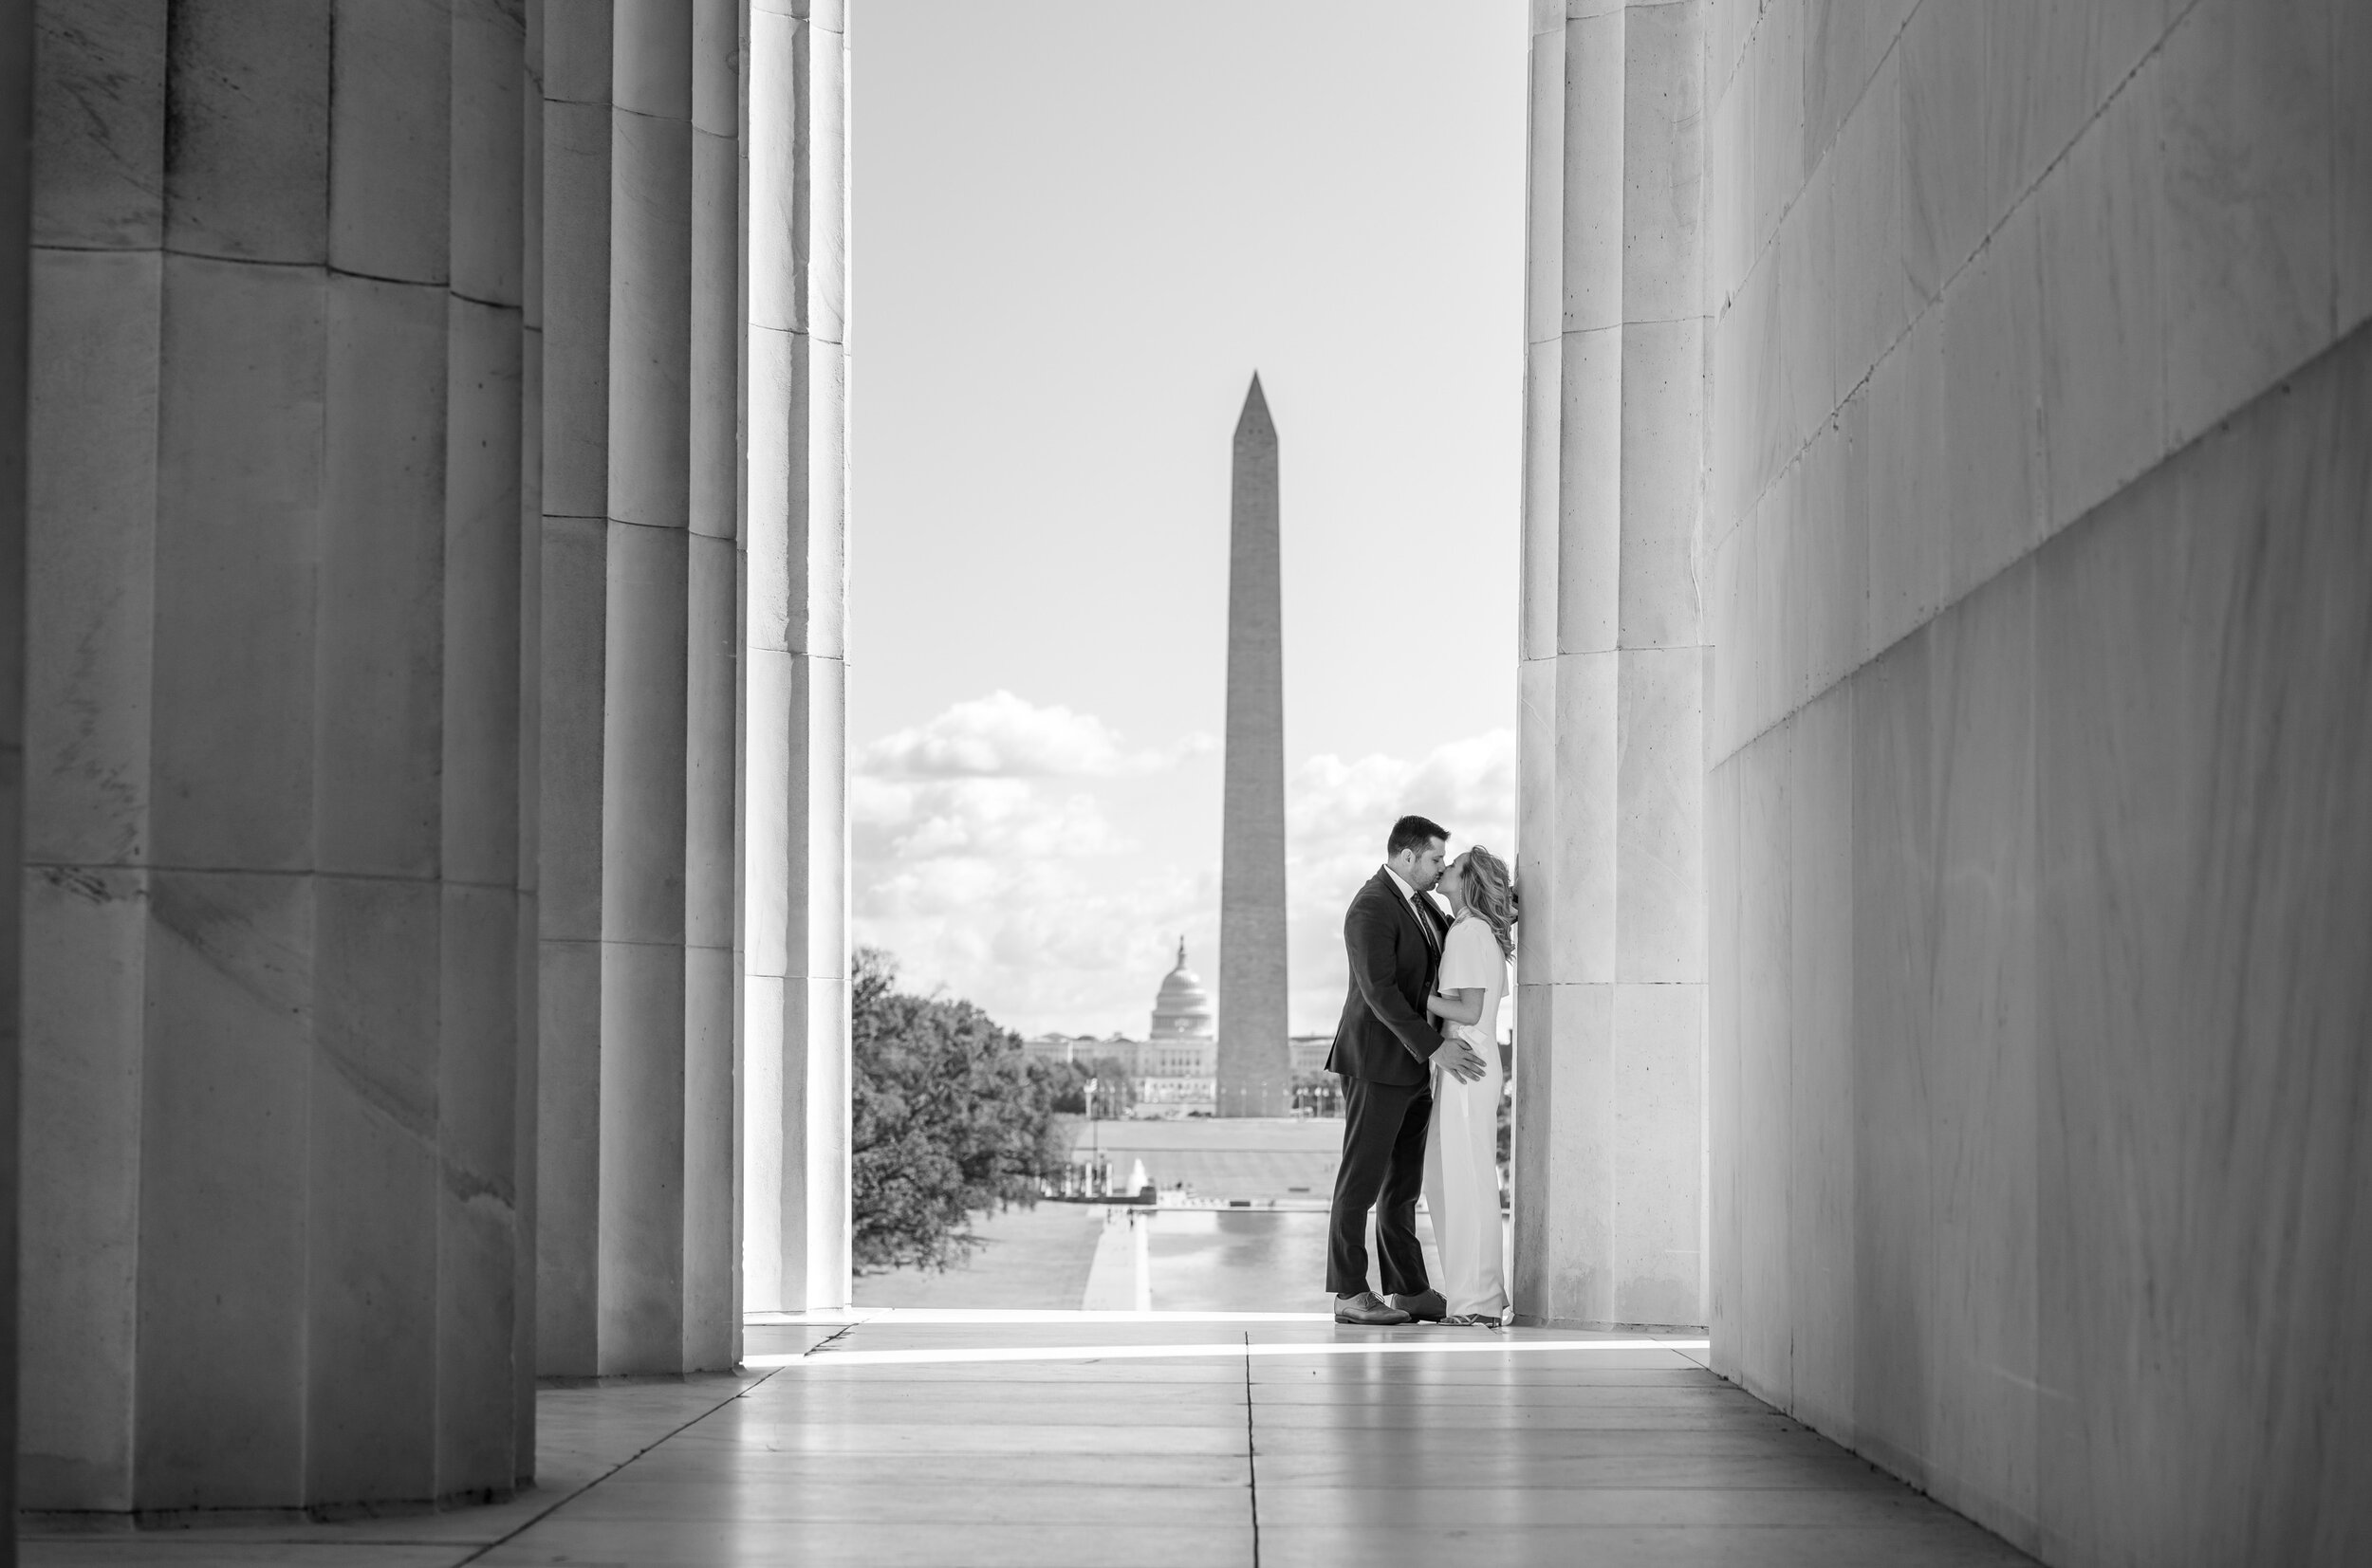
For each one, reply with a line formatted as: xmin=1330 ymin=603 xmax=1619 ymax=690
xmin=1325 ymin=1073 xmax=1433 ymax=1296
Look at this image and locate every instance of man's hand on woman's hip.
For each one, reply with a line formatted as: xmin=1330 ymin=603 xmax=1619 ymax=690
xmin=1434 ymin=1037 xmax=1488 ymax=1083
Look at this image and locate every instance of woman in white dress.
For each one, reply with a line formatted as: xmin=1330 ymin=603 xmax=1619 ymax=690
xmin=1422 ymin=844 xmax=1515 ymax=1327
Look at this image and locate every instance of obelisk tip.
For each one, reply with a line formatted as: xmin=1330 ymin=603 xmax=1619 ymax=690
xmin=1236 ymin=372 xmax=1273 ymax=435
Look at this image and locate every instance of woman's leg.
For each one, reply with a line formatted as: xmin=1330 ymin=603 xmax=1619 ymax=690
xmin=1454 ymin=1066 xmax=1508 ymax=1319
xmin=1432 ymin=1070 xmax=1486 ymax=1318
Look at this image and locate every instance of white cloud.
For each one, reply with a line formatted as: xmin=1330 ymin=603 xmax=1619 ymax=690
xmin=854 ymin=775 xmax=1130 ymax=868
xmin=852 ymin=698 xmax=1519 ymax=1041
xmin=855 ymin=841 xmax=1216 ymax=1041
xmin=861 ymin=689 xmax=1213 ymax=779
xmin=853 ymin=692 xmax=1219 ymax=1036
xmin=1286 ymin=727 xmax=1517 ymax=882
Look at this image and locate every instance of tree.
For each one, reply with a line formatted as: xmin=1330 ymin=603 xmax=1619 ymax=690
xmin=849 ymin=948 xmax=1072 ymax=1273
xmin=1044 ymin=1055 xmax=1138 ymax=1116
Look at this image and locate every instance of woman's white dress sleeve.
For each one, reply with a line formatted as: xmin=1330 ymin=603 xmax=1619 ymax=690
xmin=1439 ymin=920 xmax=1492 ymax=998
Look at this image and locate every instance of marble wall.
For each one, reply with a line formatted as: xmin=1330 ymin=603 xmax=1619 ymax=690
xmin=1695 ymin=0 xmax=2372 ymax=1560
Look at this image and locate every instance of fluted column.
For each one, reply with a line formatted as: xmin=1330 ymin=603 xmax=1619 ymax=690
xmin=536 ymin=0 xmax=741 ymax=1376
xmin=742 ymin=0 xmax=851 ymax=1314
xmin=535 ymin=0 xmax=615 ymax=1375
xmin=0 ymin=0 xmax=28 ymax=1547
xmin=18 ymin=0 xmax=534 ymax=1511
xmin=516 ymin=0 xmax=548 ymax=1481
xmin=598 ymin=0 xmax=695 ymax=1374
xmin=445 ymin=0 xmax=534 ymax=1491
xmin=683 ymin=0 xmax=742 ymax=1376
xmin=1513 ymin=0 xmax=1708 ymax=1330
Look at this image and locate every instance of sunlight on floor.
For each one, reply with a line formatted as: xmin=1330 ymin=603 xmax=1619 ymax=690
xmin=20 ymin=1315 xmax=2029 ymax=1568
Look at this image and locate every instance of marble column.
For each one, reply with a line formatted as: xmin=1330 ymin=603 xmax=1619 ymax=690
xmin=446 ymin=0 xmax=535 ymax=1491
xmin=17 ymin=0 xmax=534 ymax=1511
xmin=515 ymin=0 xmax=547 ymax=1484
xmin=742 ymin=0 xmax=852 ymax=1314
xmin=0 ymin=0 xmax=28 ymax=1543
xmin=535 ymin=0 xmax=614 ymax=1376
xmin=682 ymin=0 xmax=742 ymax=1377
xmin=1216 ymin=375 xmax=1291 ymax=1120
xmin=1513 ymin=0 xmax=1708 ymax=1330
xmin=536 ymin=0 xmax=743 ymax=1376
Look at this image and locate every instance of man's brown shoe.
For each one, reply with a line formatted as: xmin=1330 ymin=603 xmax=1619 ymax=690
xmin=1390 ymin=1288 xmax=1447 ymax=1322
xmin=1333 ymin=1291 xmax=1412 ymax=1325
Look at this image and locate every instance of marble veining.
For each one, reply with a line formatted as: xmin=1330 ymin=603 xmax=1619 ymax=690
xmin=1714 ymin=317 xmax=2372 ymax=1562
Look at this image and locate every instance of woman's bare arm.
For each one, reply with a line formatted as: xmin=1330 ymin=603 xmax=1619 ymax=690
xmin=1427 ymin=987 xmax=1485 ymax=1026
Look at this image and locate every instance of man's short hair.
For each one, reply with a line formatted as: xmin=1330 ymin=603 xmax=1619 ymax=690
xmin=1387 ymin=815 xmax=1450 ymax=858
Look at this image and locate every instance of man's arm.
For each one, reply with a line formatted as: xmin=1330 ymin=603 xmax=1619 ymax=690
xmin=1427 ymin=987 xmax=1486 ymax=1026
xmin=1344 ymin=896 xmax=1443 ymax=1066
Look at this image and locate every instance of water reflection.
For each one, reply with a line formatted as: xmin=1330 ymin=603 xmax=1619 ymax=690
xmin=855 ymin=1191 xmax=1497 ymax=1314
xmin=1145 ymin=1208 xmax=1446 ymax=1311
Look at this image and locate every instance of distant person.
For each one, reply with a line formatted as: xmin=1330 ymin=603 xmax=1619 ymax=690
xmin=1324 ymin=815 xmax=1489 ymax=1325
xmin=1422 ymin=845 xmax=1515 ymax=1326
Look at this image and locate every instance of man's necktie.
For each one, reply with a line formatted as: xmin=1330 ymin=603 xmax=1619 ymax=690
xmin=1411 ymin=893 xmax=1440 ymax=953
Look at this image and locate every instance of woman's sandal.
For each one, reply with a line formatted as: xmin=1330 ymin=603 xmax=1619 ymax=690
xmin=1441 ymin=1314 xmax=1503 ymax=1329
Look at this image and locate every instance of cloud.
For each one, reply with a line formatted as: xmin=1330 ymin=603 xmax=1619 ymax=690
xmin=853 ymin=692 xmax=1219 ymax=1037
xmin=861 ymin=689 xmax=1214 ymax=779
xmin=854 ymin=774 xmax=1130 ymax=868
xmin=1285 ymin=729 xmax=1516 ymax=1033
xmin=852 ymin=697 xmax=1520 ymax=1042
xmin=854 ymin=813 xmax=1215 ymax=1040
xmin=1287 ymin=728 xmax=1517 ymax=901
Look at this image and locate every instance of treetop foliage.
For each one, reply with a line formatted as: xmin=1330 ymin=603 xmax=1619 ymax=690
xmin=850 ymin=947 xmax=1081 ymax=1274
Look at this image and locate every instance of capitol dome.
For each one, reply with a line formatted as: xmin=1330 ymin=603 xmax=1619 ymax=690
xmin=1150 ymin=938 xmax=1214 ymax=1040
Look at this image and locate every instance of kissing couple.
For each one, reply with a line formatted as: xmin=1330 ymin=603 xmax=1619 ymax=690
xmin=1324 ymin=814 xmax=1516 ymax=1328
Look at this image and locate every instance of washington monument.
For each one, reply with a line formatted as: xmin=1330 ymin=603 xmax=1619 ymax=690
xmin=1217 ymin=375 xmax=1291 ymax=1116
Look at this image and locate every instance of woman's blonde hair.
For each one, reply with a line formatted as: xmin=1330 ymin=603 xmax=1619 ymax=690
xmin=1456 ymin=845 xmax=1517 ymax=962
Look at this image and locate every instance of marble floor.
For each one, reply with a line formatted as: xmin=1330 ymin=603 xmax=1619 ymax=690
xmin=856 ymin=1201 xmax=1424 ymax=1315
xmin=23 ymin=1315 xmax=2035 ymax=1566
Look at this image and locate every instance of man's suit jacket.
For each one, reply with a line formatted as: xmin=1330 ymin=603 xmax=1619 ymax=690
xmin=1325 ymin=868 xmax=1448 ymax=1087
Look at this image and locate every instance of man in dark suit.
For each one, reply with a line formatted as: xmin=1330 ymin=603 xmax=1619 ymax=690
xmin=1325 ymin=815 xmax=1488 ymax=1325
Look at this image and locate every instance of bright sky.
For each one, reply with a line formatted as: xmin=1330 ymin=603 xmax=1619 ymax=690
xmin=848 ymin=0 xmax=1528 ymax=1039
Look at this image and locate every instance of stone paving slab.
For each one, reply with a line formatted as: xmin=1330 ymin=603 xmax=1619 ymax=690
xmin=21 ymin=1314 xmax=2036 ymax=1566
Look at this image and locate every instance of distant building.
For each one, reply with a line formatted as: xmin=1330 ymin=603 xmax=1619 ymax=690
xmin=1024 ymin=942 xmax=1221 ymax=1115
xmin=1139 ymin=940 xmax=1217 ymax=1112
xmin=1019 ymin=1031 xmax=1134 ymax=1068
